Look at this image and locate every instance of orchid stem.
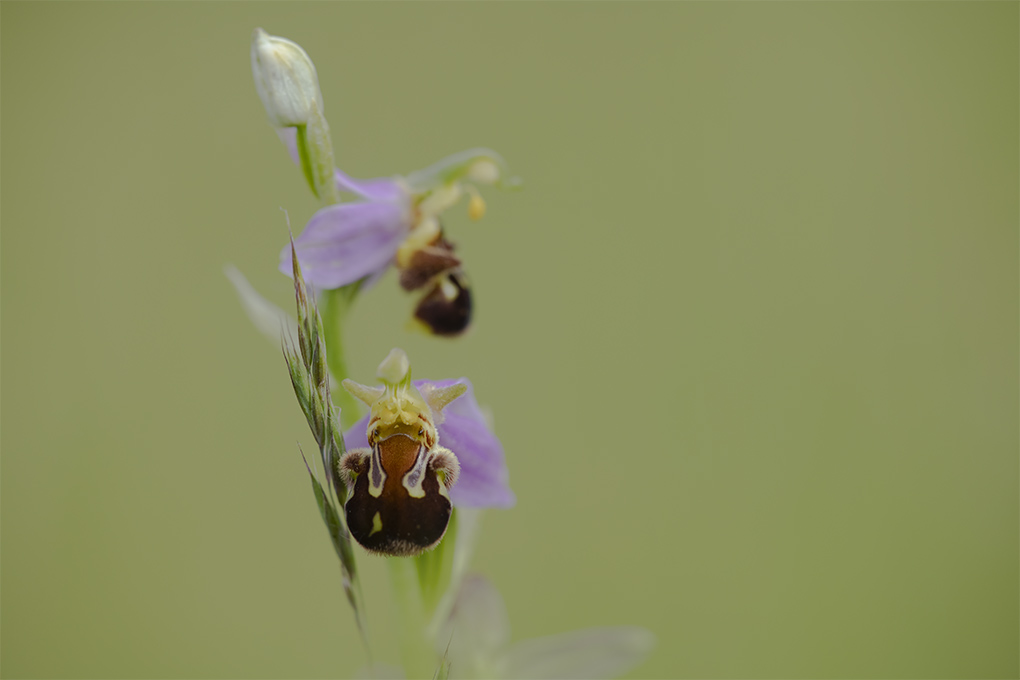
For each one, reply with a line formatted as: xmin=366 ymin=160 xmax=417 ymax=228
xmin=320 ymin=284 xmax=363 ymax=429
xmin=316 ymin=284 xmax=375 ymax=667
xmin=388 ymin=557 xmax=435 ymax=679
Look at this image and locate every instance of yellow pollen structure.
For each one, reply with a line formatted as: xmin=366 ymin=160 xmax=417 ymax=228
xmin=467 ymin=187 xmax=486 ymax=220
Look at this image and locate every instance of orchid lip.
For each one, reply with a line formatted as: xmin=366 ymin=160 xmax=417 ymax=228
xmin=345 ymin=378 xmax=514 ymax=509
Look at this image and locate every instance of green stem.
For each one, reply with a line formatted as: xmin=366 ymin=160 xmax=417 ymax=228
xmin=320 ymin=284 xmax=363 ymax=429
xmin=388 ymin=557 xmax=435 ymax=679
xmin=415 ymin=510 xmax=456 ymax=614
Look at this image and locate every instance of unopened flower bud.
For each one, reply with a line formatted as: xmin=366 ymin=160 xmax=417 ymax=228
xmin=251 ymin=28 xmax=323 ymax=128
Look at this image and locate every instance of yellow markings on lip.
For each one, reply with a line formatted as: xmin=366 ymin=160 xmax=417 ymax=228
xmin=368 ymin=512 xmax=383 ymax=537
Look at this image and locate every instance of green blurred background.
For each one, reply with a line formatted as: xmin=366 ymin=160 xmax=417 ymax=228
xmin=2 ymin=2 xmax=1017 ymax=678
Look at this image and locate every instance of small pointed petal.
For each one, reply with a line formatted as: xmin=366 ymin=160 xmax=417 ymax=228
xmin=342 ymin=379 xmax=384 ymax=406
xmin=335 ymin=167 xmax=406 ymax=202
xmin=404 ymin=148 xmax=516 ymax=193
xmin=345 ymin=379 xmax=513 ymax=509
xmin=500 ymin=627 xmax=655 ymax=680
xmin=422 ymin=383 xmax=468 ymax=419
xmin=280 ymin=201 xmax=409 ymax=290
xmin=437 ymin=575 xmax=511 ymax=678
xmin=224 ymin=264 xmax=298 ymax=345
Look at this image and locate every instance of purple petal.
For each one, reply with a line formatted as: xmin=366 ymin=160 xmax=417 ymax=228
xmin=280 ymin=201 xmax=409 ymax=290
xmin=344 ymin=418 xmax=370 ymax=449
xmin=436 ymin=575 xmax=511 ymax=670
xmin=431 ymin=381 xmax=515 ymax=508
xmin=344 ymin=379 xmax=515 ymax=509
xmin=335 ymin=168 xmax=405 ymax=202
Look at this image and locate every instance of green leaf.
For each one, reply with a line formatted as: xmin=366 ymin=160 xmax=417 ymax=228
xmin=300 ymin=447 xmax=372 ymax=656
xmin=284 ymin=345 xmax=313 ymax=421
xmin=302 ymin=449 xmax=356 ymax=577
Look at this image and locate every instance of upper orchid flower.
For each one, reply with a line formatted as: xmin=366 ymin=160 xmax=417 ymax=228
xmin=280 ymin=147 xmax=519 ymax=335
xmin=251 ymin=29 xmax=520 ymax=336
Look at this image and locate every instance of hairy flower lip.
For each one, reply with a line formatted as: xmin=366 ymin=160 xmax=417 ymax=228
xmin=345 ymin=378 xmax=514 ymax=509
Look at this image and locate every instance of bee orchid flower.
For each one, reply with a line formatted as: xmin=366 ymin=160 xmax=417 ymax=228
xmin=279 ymin=147 xmax=518 ymax=336
xmin=342 ymin=350 xmax=515 ymax=515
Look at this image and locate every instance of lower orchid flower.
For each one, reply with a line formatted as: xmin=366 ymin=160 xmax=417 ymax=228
xmin=339 ymin=349 xmax=514 ymax=556
xmin=343 ymin=373 xmax=515 ymax=512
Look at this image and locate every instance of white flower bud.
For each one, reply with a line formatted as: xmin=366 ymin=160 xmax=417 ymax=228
xmin=250 ymin=28 xmax=323 ymax=127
